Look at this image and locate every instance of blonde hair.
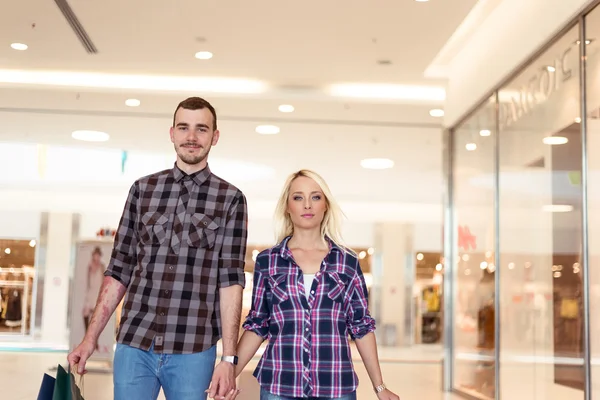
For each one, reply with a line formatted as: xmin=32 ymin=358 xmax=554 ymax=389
xmin=274 ymin=169 xmax=354 ymax=254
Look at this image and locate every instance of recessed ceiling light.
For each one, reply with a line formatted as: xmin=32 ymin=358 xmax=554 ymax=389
xmin=542 ymin=205 xmax=574 ymax=213
xmin=575 ymin=117 xmax=582 ymax=123
xmin=125 ymin=98 xmax=141 ymax=107
xmin=195 ymin=51 xmax=213 ymax=60
xmin=278 ymin=104 xmax=294 ymax=113
xmin=465 ymin=143 xmax=477 ymax=151
xmin=360 ymin=158 xmax=394 ymax=170
xmin=71 ymin=130 xmax=110 ymax=142
xmin=542 ymin=136 xmax=568 ymax=145
xmin=429 ymin=108 xmax=444 ymax=117
xmin=479 ymin=129 xmax=491 ymax=137
xmin=415 ymin=0 xmax=429 ymax=2
xmin=255 ymin=125 xmax=280 ymax=135
xmin=10 ymin=43 xmax=28 ymax=51
xmin=546 ymin=66 xmax=556 ymax=72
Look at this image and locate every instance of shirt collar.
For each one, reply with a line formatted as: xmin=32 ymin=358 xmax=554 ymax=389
xmin=276 ymin=235 xmax=343 ymax=260
xmin=171 ymin=162 xmax=212 ymax=186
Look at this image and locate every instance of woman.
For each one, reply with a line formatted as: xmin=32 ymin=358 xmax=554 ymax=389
xmin=83 ymin=246 xmax=105 ymax=349
xmin=230 ymin=170 xmax=399 ymax=400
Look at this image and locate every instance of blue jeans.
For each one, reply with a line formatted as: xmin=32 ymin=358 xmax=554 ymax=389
xmin=259 ymin=388 xmax=357 ymax=400
xmin=113 ymin=342 xmax=216 ymax=400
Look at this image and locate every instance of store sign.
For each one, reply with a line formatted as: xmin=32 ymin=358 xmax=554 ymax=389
xmin=500 ymin=45 xmax=574 ymax=129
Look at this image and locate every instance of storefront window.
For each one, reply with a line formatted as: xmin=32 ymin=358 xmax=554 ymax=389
xmin=498 ymin=25 xmax=583 ymax=399
xmin=0 ymin=239 xmax=37 ymax=336
xmin=584 ymin=6 xmax=600 ymax=399
xmin=452 ymin=99 xmax=496 ymax=399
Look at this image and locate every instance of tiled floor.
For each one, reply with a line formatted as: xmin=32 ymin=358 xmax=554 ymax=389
xmin=2 ymin=346 xmax=458 ymax=400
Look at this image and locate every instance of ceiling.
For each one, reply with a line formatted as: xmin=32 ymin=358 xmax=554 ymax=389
xmin=1 ymin=0 xmax=478 ymax=86
xmin=0 ymin=0 xmax=485 ymax=223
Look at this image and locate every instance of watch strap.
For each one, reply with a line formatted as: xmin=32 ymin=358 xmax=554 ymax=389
xmin=221 ymin=355 xmax=238 ymax=365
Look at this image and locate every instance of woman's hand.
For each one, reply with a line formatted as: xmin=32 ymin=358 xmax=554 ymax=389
xmin=377 ymin=388 xmax=400 ymax=400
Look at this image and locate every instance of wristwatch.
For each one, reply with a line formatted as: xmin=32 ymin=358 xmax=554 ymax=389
xmin=374 ymin=383 xmax=387 ymax=394
xmin=221 ymin=355 xmax=239 ymax=365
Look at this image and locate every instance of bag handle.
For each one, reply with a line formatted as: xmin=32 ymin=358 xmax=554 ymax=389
xmin=68 ymin=363 xmax=85 ymax=396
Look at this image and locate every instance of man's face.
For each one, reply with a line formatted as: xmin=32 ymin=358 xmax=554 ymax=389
xmin=169 ymin=107 xmax=220 ymax=166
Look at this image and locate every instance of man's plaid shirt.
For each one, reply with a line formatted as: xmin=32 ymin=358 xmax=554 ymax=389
xmin=105 ymin=163 xmax=248 ymax=354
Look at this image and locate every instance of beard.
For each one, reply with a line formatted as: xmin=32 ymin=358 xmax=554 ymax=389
xmin=175 ymin=142 xmax=211 ymax=165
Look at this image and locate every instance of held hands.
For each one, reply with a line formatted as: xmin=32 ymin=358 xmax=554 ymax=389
xmin=206 ymin=361 xmax=240 ymax=399
xmin=67 ymin=338 xmax=97 ymax=375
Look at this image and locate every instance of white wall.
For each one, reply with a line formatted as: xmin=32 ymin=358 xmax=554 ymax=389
xmin=444 ymin=0 xmax=594 ymax=126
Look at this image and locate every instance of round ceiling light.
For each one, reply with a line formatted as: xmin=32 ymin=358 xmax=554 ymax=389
xmin=479 ymin=129 xmax=491 ymax=137
xmin=429 ymin=108 xmax=444 ymax=117
xmin=71 ymin=130 xmax=110 ymax=142
xmin=255 ymin=125 xmax=280 ymax=135
xmin=11 ymin=43 xmax=28 ymax=51
xmin=278 ymin=104 xmax=295 ymax=113
xmin=195 ymin=51 xmax=213 ymax=60
xmin=125 ymin=98 xmax=141 ymax=107
xmin=360 ymin=158 xmax=394 ymax=170
xmin=465 ymin=143 xmax=477 ymax=151
xmin=542 ymin=136 xmax=568 ymax=145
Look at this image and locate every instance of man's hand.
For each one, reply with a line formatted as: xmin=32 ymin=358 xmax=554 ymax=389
xmin=67 ymin=338 xmax=97 ymax=375
xmin=206 ymin=362 xmax=236 ymax=399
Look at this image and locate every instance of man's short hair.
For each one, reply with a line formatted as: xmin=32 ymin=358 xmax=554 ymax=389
xmin=173 ymin=97 xmax=218 ymax=130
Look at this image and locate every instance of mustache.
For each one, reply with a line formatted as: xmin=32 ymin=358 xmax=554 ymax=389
xmin=180 ymin=142 xmax=201 ymax=147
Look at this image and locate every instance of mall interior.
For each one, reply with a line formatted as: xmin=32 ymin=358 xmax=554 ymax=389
xmin=3 ymin=0 xmax=600 ymax=399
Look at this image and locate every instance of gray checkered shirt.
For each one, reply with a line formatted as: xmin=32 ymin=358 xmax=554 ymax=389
xmin=104 ymin=163 xmax=248 ymax=354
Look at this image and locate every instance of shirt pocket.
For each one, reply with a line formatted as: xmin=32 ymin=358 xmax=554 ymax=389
xmin=188 ymin=213 xmax=220 ymax=249
xmin=268 ymin=274 xmax=290 ymax=305
xmin=140 ymin=212 xmax=169 ymax=245
xmin=325 ymin=271 xmax=347 ymax=303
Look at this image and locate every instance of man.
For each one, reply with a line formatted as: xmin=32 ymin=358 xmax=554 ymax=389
xmin=68 ymin=97 xmax=247 ymax=400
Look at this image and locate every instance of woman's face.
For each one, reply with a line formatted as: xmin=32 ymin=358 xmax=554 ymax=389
xmin=287 ymin=176 xmax=327 ymax=231
xmin=92 ymin=253 xmax=101 ymax=263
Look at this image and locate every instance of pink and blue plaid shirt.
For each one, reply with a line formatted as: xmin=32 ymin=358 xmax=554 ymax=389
xmin=242 ymin=236 xmax=376 ymax=398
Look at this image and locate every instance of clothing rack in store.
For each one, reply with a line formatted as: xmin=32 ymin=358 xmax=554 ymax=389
xmin=0 ymin=268 xmax=33 ymax=336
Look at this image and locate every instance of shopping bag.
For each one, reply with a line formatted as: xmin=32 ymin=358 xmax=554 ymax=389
xmin=51 ymin=364 xmax=85 ymax=400
xmin=37 ymin=373 xmax=56 ymax=400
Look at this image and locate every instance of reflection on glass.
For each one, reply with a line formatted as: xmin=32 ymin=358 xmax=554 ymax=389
xmin=452 ymin=98 xmax=496 ymax=399
xmin=585 ymin=5 xmax=600 ymax=400
xmin=498 ymin=25 xmax=583 ymax=400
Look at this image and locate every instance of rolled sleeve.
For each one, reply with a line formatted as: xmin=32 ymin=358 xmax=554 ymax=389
xmin=346 ymin=263 xmax=376 ymax=340
xmin=242 ymin=256 xmax=270 ymax=339
xmin=104 ymin=182 xmax=139 ymax=288
xmin=218 ymin=191 xmax=248 ymax=289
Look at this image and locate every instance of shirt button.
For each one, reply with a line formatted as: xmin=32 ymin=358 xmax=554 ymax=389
xmin=164 ymin=290 xmax=170 ymax=295
xmin=160 ymin=312 xmax=165 ymax=316
xmin=305 ymin=328 xmax=309 ymax=332
xmin=311 ymin=290 xmax=315 ymax=294
xmin=304 ymin=348 xmax=309 ymax=353
xmin=169 ymin=266 xmax=174 ymax=271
